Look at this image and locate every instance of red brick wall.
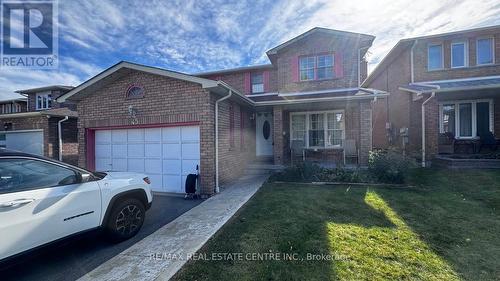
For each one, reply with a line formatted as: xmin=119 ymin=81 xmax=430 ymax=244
xmin=413 ymin=28 xmax=500 ymax=82
xmin=276 ymin=32 xmax=371 ymax=93
xmin=75 ymin=70 xmax=254 ymax=195
xmin=200 ymin=68 xmax=278 ymax=95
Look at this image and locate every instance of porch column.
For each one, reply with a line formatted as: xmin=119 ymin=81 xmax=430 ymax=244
xmin=424 ymin=97 xmax=439 ymax=163
xmin=273 ymin=106 xmax=284 ymax=165
xmin=359 ymin=101 xmax=373 ymax=165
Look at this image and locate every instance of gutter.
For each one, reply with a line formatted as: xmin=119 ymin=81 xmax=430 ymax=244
xmin=58 ymin=116 xmax=69 ymax=161
xmin=254 ymin=92 xmax=389 ymax=106
xmin=215 ymin=89 xmax=233 ymax=193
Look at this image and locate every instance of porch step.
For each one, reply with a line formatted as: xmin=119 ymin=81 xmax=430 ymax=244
xmin=245 ymin=163 xmax=285 ymax=175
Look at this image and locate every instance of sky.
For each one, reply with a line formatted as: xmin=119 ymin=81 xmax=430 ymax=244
xmin=1 ymin=0 xmax=500 ymax=100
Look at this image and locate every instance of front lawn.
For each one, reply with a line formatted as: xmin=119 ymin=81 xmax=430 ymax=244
xmin=173 ymin=169 xmax=500 ymax=281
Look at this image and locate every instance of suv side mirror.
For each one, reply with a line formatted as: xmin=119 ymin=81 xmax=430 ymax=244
xmin=76 ymin=172 xmax=92 ymax=183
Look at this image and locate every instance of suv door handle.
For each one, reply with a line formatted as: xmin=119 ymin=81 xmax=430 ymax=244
xmin=0 ymin=199 xmax=35 ymax=208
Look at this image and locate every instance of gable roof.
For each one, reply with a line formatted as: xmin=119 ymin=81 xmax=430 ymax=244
xmin=56 ymin=61 xmax=252 ymax=103
xmin=16 ymin=85 xmax=74 ymax=94
xmin=266 ymin=27 xmax=375 ymax=56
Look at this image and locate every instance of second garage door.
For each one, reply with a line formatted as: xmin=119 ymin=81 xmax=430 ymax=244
xmin=95 ymin=126 xmax=200 ymax=193
xmin=0 ymin=130 xmax=44 ymax=156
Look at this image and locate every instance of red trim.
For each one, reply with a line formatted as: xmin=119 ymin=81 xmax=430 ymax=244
xmin=88 ymin=121 xmax=200 ymax=131
xmin=335 ymin=52 xmax=343 ymax=78
xmin=86 ymin=129 xmax=96 ymax=171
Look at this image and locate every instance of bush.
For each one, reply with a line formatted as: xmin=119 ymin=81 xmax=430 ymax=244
xmin=269 ymin=162 xmax=369 ymax=183
xmin=368 ymin=148 xmax=415 ymax=183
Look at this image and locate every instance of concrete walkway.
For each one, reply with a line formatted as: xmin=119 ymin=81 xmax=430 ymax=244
xmin=78 ymin=174 xmax=269 ymax=281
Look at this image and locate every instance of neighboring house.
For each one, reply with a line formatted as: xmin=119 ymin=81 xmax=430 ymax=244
xmin=0 ymin=94 xmax=27 ymax=114
xmin=363 ymin=24 xmax=500 ymax=166
xmin=0 ymin=85 xmax=79 ymax=165
xmin=56 ymin=27 xmax=387 ymax=196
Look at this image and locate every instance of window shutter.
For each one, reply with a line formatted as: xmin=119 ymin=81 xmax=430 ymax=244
xmin=263 ymin=70 xmax=270 ymax=92
xmin=334 ymin=52 xmax=343 ymax=78
xmin=291 ymin=56 xmax=299 ymax=82
xmin=244 ymin=72 xmax=251 ymax=94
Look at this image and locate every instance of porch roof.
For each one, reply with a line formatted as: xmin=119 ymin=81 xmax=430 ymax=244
xmin=249 ymin=88 xmax=388 ymax=105
xmin=399 ymin=75 xmax=500 ymax=94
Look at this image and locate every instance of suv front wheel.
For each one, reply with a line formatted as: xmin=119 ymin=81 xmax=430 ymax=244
xmin=105 ymin=198 xmax=145 ymax=242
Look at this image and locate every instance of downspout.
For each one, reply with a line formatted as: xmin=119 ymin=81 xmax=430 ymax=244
xmin=421 ymin=92 xmax=435 ymax=167
xmin=215 ymin=89 xmax=232 ymax=193
xmin=58 ymin=116 xmax=69 ymax=161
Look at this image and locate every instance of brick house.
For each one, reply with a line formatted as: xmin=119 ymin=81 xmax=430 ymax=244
xmin=364 ymin=25 xmax=500 ymax=166
xmin=57 ymin=27 xmax=387 ymax=196
xmin=0 ymin=93 xmax=27 ymax=114
xmin=0 ymin=85 xmax=79 ymax=165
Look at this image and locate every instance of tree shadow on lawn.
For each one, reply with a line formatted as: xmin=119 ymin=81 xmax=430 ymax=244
xmin=374 ymin=169 xmax=500 ymax=281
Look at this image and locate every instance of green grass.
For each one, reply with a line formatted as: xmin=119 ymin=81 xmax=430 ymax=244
xmin=172 ymin=169 xmax=500 ymax=281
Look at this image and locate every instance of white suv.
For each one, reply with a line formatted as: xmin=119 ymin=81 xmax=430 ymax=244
xmin=0 ymin=149 xmax=153 ymax=261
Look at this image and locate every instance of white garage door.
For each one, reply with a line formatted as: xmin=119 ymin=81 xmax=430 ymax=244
xmin=95 ymin=126 xmax=200 ymax=193
xmin=0 ymin=130 xmax=43 ymax=156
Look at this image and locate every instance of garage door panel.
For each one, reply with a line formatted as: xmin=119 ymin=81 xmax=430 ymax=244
xmin=112 ymin=158 xmax=127 ymax=171
xmin=96 ymin=159 xmax=111 ymax=171
xmin=111 ymin=130 xmax=127 ymax=143
xmin=163 ymin=160 xmax=181 ymax=174
xmin=182 ymin=160 xmax=199 ymax=175
xmin=148 ymin=175 xmax=163 ymax=191
xmin=163 ymin=175 xmax=181 ymax=193
xmin=127 ymin=144 xmax=144 ymax=157
xmin=163 ymin=143 xmax=181 ymax=159
xmin=3 ymin=131 xmax=43 ymax=156
xmin=128 ymin=159 xmax=145 ymax=173
xmin=145 ymin=143 xmax=161 ymax=158
xmin=145 ymin=159 xmax=162 ymax=174
xmin=127 ymin=129 xmax=144 ymax=142
xmin=181 ymin=126 xmax=200 ymax=141
xmin=145 ymin=128 xmax=161 ymax=142
xmin=95 ymin=131 xmax=111 ymax=144
xmin=162 ymin=127 xmax=180 ymax=142
xmin=95 ymin=126 xmax=200 ymax=193
xmin=95 ymin=144 xmax=111 ymax=158
xmin=112 ymin=144 xmax=127 ymax=158
xmin=181 ymin=143 xmax=200 ymax=159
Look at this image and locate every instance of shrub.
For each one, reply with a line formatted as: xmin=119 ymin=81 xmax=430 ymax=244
xmin=368 ymin=148 xmax=415 ymax=183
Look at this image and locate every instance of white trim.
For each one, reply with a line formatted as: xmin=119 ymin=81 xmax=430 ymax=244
xmin=0 ymin=129 xmax=43 ymax=134
xmin=417 ymin=74 xmax=500 ymax=84
xmin=451 ymin=41 xmax=468 ymax=68
xmin=476 ymin=36 xmax=495 ymax=66
xmin=255 ymin=92 xmax=388 ymax=106
xmin=438 ymin=99 xmax=494 ymax=138
xmin=427 ymin=43 xmax=444 ymax=71
xmin=0 ymin=111 xmax=42 ymax=119
xmin=247 ymin=92 xmax=279 ymax=97
xmin=35 ymin=91 xmax=52 ymax=110
xmin=289 ymin=110 xmax=345 ymax=149
xmin=279 ymin=87 xmax=359 ymax=97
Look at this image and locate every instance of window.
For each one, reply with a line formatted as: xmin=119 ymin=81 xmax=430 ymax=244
xmin=0 ymin=158 xmax=78 ymax=194
xmin=428 ymin=44 xmax=443 ymax=70
xmin=451 ymin=42 xmax=467 ymax=68
xmin=251 ymin=73 xmax=264 ymax=94
xmin=439 ymin=100 xmax=493 ymax=138
xmin=290 ymin=111 xmax=344 ymax=148
xmin=36 ymin=92 xmax=52 ymax=110
xmin=477 ymin=38 xmax=494 ymax=65
xmin=299 ymin=56 xmax=315 ymax=81
xmin=317 ymin=55 xmax=334 ymax=79
xmin=126 ymin=85 xmax=145 ymax=99
xmin=299 ymin=54 xmax=334 ymax=81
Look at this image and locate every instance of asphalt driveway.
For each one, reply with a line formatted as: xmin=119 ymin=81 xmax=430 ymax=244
xmin=0 ymin=194 xmax=202 ymax=281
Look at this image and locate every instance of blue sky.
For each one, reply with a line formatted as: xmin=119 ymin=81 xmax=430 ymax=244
xmin=1 ymin=0 xmax=500 ymax=100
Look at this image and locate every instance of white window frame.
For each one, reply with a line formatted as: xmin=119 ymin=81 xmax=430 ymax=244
xmin=289 ymin=110 xmax=345 ymax=149
xmin=439 ymin=99 xmax=494 ymax=139
xmin=251 ymin=72 xmax=264 ymax=94
xmin=476 ymin=37 xmax=495 ymax=66
xmin=35 ymin=92 xmax=52 ymax=110
xmin=451 ymin=41 xmax=468 ymax=68
xmin=428 ymin=43 xmax=444 ymax=71
xmin=299 ymin=54 xmax=335 ymax=81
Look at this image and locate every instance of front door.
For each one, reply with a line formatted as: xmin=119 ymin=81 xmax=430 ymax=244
xmin=256 ymin=113 xmax=273 ymax=156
